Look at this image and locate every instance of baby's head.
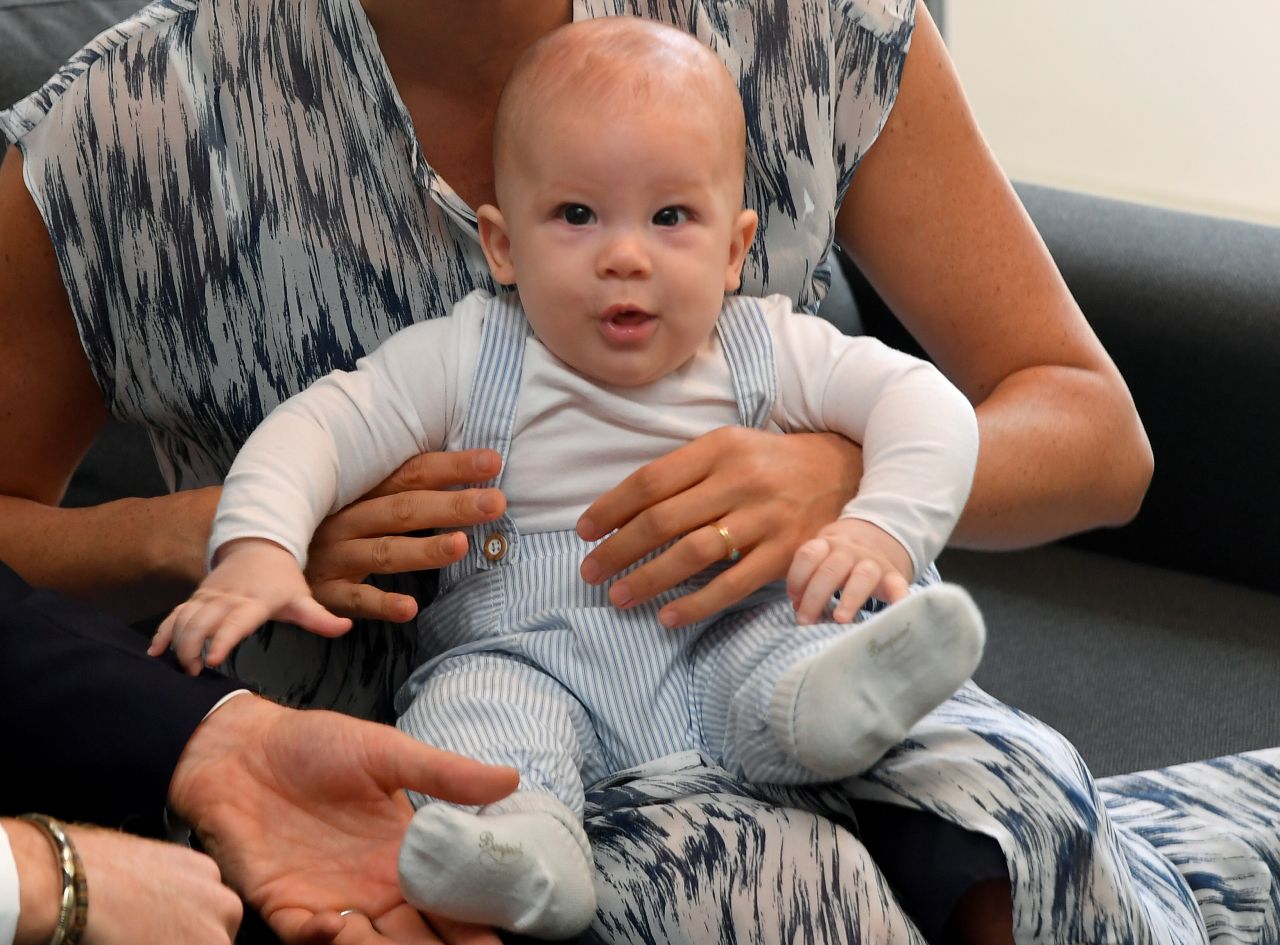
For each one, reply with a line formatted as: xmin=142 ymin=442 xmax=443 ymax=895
xmin=477 ymin=18 xmax=758 ymax=387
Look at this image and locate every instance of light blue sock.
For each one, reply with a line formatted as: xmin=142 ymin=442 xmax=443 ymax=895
xmin=769 ymin=583 xmax=986 ymax=778
xmin=398 ymin=791 xmax=596 ymax=939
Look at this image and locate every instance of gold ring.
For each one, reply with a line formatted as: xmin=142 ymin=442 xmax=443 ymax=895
xmin=714 ymin=522 xmax=740 ymax=563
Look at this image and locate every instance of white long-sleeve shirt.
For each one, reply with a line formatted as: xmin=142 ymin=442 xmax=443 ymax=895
xmin=212 ymin=292 xmax=978 ymax=582
xmin=1 ymin=825 xmax=19 ymax=945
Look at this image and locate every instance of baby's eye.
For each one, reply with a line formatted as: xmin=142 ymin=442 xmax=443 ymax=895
xmin=558 ymin=204 xmax=595 ymax=225
xmin=652 ymin=206 xmax=689 ymax=227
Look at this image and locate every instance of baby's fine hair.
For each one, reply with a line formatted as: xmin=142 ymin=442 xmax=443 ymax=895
xmin=493 ymin=17 xmax=747 ymax=179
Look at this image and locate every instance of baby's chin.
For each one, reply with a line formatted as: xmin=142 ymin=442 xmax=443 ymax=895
xmin=567 ymin=351 xmax=687 ymax=389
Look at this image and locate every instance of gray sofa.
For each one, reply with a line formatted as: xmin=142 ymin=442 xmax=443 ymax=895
xmin=7 ymin=1 xmax=1280 ymax=782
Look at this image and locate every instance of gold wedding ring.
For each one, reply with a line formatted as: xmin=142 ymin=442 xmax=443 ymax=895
xmin=714 ymin=522 xmax=740 ymax=563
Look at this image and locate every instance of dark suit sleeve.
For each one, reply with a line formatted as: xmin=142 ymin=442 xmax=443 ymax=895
xmin=0 ymin=561 xmax=241 ymax=830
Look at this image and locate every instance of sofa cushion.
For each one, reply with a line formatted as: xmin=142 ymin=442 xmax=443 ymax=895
xmin=945 ymin=544 xmax=1280 ymax=777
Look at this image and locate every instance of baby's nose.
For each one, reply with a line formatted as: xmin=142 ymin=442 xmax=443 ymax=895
xmin=597 ymin=232 xmax=651 ymax=278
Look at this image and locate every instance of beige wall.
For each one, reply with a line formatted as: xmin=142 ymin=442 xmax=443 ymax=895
xmin=947 ymin=3 xmax=1280 ymax=226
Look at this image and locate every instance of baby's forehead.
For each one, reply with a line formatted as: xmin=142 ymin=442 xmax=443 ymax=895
xmin=500 ymin=19 xmax=741 ymax=131
xmin=491 ymin=18 xmax=747 ymax=194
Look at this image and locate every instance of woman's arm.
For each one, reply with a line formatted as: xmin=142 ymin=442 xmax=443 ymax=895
xmin=0 ymin=148 xmax=215 ymax=618
xmin=0 ymin=149 xmax=502 ymax=622
xmin=578 ymin=3 xmax=1150 ymax=624
xmin=837 ymin=4 xmax=1153 ymax=548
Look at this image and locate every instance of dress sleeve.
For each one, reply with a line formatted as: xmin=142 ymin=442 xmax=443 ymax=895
xmin=830 ymin=0 xmax=917 ymax=202
xmin=0 ymin=824 xmax=16 ymax=945
xmin=0 ymin=4 xmax=195 ymax=411
xmin=0 ymin=5 xmax=178 ymax=144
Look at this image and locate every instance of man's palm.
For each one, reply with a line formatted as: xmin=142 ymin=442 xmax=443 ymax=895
xmin=169 ymin=697 xmax=518 ymax=944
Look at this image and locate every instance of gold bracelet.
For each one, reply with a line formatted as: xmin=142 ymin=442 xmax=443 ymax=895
xmin=17 ymin=814 xmax=88 ymax=945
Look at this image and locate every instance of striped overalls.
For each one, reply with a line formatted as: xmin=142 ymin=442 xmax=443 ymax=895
xmin=395 ymin=294 xmax=922 ymax=809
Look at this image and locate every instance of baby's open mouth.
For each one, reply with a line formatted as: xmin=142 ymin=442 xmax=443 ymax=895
xmin=608 ymin=308 xmax=651 ymax=326
xmin=600 ymin=305 xmax=658 ymax=343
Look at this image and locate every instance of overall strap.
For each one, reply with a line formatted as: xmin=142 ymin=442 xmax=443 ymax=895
xmin=716 ymin=296 xmax=779 ymax=430
xmin=445 ymin=292 xmax=531 ymax=581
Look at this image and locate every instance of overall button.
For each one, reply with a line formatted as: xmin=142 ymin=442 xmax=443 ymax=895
xmin=482 ymin=532 xmax=508 ymax=561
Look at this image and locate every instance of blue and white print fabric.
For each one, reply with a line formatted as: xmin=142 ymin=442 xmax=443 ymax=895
xmin=574 ymin=745 xmax=1280 ymax=944
xmin=0 ymin=0 xmax=915 ymax=717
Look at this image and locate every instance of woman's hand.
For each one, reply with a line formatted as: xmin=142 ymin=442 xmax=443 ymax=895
xmin=576 ymin=427 xmax=863 ymax=628
xmin=304 ymin=449 xmax=507 ymax=624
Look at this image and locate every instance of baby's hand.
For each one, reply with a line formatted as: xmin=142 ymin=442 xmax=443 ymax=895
xmin=786 ymin=519 xmax=913 ymax=624
xmin=149 ymin=538 xmax=353 ymax=675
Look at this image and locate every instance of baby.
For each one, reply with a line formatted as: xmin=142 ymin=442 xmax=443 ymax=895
xmin=154 ymin=17 xmax=985 ymax=939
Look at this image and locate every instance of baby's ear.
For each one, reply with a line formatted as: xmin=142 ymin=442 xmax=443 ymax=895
xmin=724 ymin=208 xmax=759 ymax=292
xmin=478 ymin=205 xmax=517 ymax=285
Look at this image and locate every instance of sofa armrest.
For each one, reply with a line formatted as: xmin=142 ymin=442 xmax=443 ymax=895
xmin=844 ymin=183 xmax=1280 ymax=596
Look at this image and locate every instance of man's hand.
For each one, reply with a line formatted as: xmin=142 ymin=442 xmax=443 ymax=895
xmin=168 ymin=694 xmax=519 ymax=945
xmin=786 ymin=518 xmax=912 ymax=624
xmin=6 ymin=818 xmax=242 ymax=945
xmin=576 ymin=428 xmax=863 ymax=628
xmin=305 ymin=450 xmax=507 ymax=624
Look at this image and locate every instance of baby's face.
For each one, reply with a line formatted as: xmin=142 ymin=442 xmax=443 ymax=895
xmin=479 ymin=94 xmax=756 ymax=388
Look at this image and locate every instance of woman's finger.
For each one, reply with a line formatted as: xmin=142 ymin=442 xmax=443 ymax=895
xmin=312 ymin=579 xmax=419 ymax=623
xmin=603 ymin=517 xmax=745 ymax=611
xmin=577 ymin=433 xmax=724 ymax=542
xmin=580 ymin=479 xmax=730 ymax=587
xmin=305 ymin=533 xmax=468 ymax=622
xmin=363 ymin=449 xmax=502 ymax=500
xmin=654 ymin=548 xmax=780 ymax=628
xmin=313 ymin=533 xmax=468 ymax=581
xmin=305 ymin=532 xmax=469 ymax=623
xmin=317 ymin=489 xmax=504 ymax=545
xmin=580 ymin=430 xmax=862 ymax=619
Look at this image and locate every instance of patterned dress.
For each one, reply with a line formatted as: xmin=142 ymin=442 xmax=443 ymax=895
xmin=5 ymin=1 xmax=1280 ymax=942
xmin=1 ymin=0 xmax=905 ymax=719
